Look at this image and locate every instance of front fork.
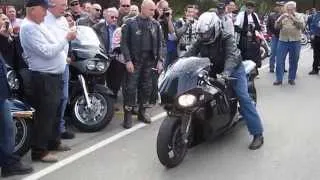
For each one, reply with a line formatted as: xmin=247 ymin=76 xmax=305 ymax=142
xmin=78 ymin=75 xmax=92 ymax=108
xmin=181 ymin=114 xmax=192 ymax=144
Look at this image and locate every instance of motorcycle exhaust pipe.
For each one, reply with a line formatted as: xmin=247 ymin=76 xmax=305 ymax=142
xmin=78 ymin=75 xmax=92 ymax=108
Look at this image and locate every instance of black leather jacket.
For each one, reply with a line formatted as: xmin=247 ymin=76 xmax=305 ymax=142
xmin=184 ymin=30 xmax=242 ymax=75
xmin=121 ymin=16 xmax=165 ymax=63
xmin=0 ymin=53 xmax=10 ymax=100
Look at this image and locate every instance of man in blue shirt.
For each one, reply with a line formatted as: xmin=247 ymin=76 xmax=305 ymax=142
xmin=20 ymin=0 xmax=76 ymax=162
xmin=308 ymin=9 xmax=320 ymax=75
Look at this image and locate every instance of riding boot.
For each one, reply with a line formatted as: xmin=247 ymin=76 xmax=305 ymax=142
xmin=137 ymin=105 xmax=151 ymax=124
xmin=123 ymin=106 xmax=133 ymax=129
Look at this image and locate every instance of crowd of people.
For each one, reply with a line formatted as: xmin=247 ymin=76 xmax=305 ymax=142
xmin=0 ymin=0 xmax=319 ymax=177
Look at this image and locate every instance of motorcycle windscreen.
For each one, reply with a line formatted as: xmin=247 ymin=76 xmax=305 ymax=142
xmin=158 ymin=57 xmax=211 ymax=104
xmin=71 ymin=26 xmax=104 ymax=59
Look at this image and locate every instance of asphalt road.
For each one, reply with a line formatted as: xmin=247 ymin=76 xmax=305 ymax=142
xmin=5 ymin=46 xmax=320 ymax=180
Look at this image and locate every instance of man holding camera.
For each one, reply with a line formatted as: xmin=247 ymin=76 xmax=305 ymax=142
xmin=175 ymin=4 xmax=198 ymax=56
xmin=0 ymin=16 xmax=33 ymax=178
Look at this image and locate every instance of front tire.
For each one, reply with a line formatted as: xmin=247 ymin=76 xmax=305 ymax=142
xmin=157 ymin=117 xmax=188 ymax=168
xmin=72 ymin=87 xmax=114 ymax=132
xmin=14 ymin=117 xmax=32 ymax=156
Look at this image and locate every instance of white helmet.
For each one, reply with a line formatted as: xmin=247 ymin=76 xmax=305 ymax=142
xmin=196 ymin=12 xmax=222 ymax=44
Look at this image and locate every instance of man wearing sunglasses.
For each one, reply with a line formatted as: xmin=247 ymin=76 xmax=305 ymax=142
xmin=118 ymin=0 xmax=131 ymax=26
xmin=94 ymin=8 xmax=125 ymax=111
xmin=77 ymin=3 xmax=102 ymax=27
xmin=68 ymin=0 xmax=86 ymax=21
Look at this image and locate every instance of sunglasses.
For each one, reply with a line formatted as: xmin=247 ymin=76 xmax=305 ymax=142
xmin=95 ymin=8 xmax=102 ymax=12
xmin=70 ymin=2 xmax=79 ymax=6
xmin=110 ymin=16 xmax=118 ymax=19
xmin=121 ymin=5 xmax=130 ymax=8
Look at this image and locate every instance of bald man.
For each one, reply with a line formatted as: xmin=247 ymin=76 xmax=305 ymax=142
xmin=77 ymin=3 xmax=102 ymax=27
xmin=121 ymin=0 xmax=164 ymax=129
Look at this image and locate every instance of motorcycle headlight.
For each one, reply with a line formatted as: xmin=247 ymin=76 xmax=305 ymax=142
xmin=6 ymin=70 xmax=20 ymax=90
xmin=87 ymin=60 xmax=96 ymax=70
xmin=178 ymin=94 xmax=197 ymax=107
xmin=96 ymin=62 xmax=106 ymax=71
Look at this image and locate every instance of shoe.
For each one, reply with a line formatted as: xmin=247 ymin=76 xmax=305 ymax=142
xmin=40 ymin=153 xmax=58 ymax=163
xmin=1 ymin=161 xmax=33 ymax=177
xmin=61 ymin=131 xmax=75 ymax=139
xmin=249 ymin=134 xmax=264 ymax=150
xmin=273 ymin=81 xmax=282 ymax=86
xmin=308 ymin=70 xmax=319 ymax=75
xmin=288 ymin=80 xmax=296 ymax=85
xmin=269 ymin=69 xmax=274 ymax=73
xmin=32 ymin=152 xmax=58 ymax=163
xmin=137 ymin=107 xmax=151 ymax=124
xmin=123 ymin=107 xmax=133 ymax=129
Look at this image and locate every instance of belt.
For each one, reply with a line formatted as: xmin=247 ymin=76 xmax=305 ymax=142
xmin=31 ymin=71 xmax=62 ymax=78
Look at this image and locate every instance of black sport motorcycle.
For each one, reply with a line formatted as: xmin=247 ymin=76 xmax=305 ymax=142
xmin=68 ymin=26 xmax=114 ymax=132
xmin=156 ymin=57 xmax=257 ymax=168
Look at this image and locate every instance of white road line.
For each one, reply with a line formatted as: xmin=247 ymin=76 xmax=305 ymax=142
xmin=22 ymin=112 xmax=167 ymax=180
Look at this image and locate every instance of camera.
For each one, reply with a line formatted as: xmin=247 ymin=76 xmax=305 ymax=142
xmin=5 ymin=21 xmax=9 ymax=31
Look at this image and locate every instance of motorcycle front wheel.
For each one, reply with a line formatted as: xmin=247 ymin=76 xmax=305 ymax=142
xmin=157 ymin=117 xmax=188 ymax=168
xmin=72 ymin=87 xmax=114 ymax=132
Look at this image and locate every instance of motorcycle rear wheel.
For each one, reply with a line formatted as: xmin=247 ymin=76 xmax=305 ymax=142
xmin=14 ymin=117 xmax=32 ymax=156
xmin=157 ymin=117 xmax=188 ymax=168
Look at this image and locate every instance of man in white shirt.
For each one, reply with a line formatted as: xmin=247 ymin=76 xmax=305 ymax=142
xmin=44 ymin=0 xmax=75 ymax=140
xmin=20 ymin=0 xmax=76 ymax=163
xmin=234 ymin=1 xmax=262 ymax=66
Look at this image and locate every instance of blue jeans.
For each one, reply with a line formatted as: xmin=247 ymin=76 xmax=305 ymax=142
xmin=269 ymin=36 xmax=279 ymax=71
xmin=276 ymin=41 xmax=301 ymax=82
xmin=231 ymin=64 xmax=263 ymax=135
xmin=59 ymin=65 xmax=69 ymax=133
xmin=0 ymin=99 xmax=18 ymax=167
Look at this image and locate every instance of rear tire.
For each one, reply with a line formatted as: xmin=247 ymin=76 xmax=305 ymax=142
xmin=14 ymin=117 xmax=32 ymax=156
xmin=157 ymin=117 xmax=188 ymax=168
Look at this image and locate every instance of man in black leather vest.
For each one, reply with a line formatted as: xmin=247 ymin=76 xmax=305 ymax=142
xmin=121 ymin=0 xmax=164 ymax=129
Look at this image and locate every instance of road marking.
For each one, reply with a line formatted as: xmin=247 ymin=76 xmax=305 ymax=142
xmin=22 ymin=112 xmax=167 ymax=180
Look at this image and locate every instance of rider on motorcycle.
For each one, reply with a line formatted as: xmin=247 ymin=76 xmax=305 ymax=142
xmin=184 ymin=11 xmax=264 ymax=150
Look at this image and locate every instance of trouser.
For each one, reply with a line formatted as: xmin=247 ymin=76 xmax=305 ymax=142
xmin=123 ymin=53 xmax=156 ymax=107
xmin=149 ymin=70 xmax=159 ymax=105
xmin=106 ymin=59 xmax=126 ymax=99
xmin=231 ymin=64 xmax=263 ymax=135
xmin=19 ymin=68 xmax=32 ymax=103
xmin=0 ymin=99 xmax=19 ymax=167
xmin=276 ymin=41 xmax=301 ymax=82
xmin=312 ymin=36 xmax=320 ymax=72
xmin=59 ymin=65 xmax=69 ymax=134
xmin=30 ymin=71 xmax=62 ymax=158
xmin=269 ymin=36 xmax=279 ymax=71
